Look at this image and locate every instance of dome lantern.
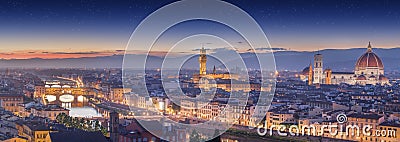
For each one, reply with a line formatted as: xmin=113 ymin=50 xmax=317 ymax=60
xmin=367 ymin=41 xmax=372 ymax=52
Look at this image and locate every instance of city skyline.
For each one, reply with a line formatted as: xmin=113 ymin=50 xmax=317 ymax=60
xmin=1 ymin=1 xmax=399 ymax=142
xmin=1 ymin=0 xmax=400 ymax=59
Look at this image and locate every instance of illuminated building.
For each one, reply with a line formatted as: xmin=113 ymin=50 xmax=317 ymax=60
xmin=30 ymin=105 xmax=70 ymax=121
xmin=110 ymin=88 xmax=132 ymax=103
xmin=344 ymin=113 xmax=384 ymax=141
xmin=15 ymin=121 xmax=52 ymax=142
xmin=34 ymin=86 xmax=46 ymax=98
xmin=377 ymin=122 xmax=399 ymax=142
xmin=0 ymin=94 xmax=24 ymax=114
xmin=324 ymin=69 xmax=332 ymax=85
xmin=308 ymin=63 xmax=313 ymax=85
xmin=199 ymin=47 xmax=207 ymax=75
xmin=353 ymin=42 xmax=388 ymax=85
xmin=313 ymin=53 xmax=323 ymax=84
xmin=265 ymin=110 xmax=295 ymax=129
xmin=303 ymin=42 xmax=389 ymax=85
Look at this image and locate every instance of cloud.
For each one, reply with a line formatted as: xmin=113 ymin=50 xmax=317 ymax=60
xmin=191 ymin=48 xmax=211 ymax=51
xmin=0 ymin=53 xmax=14 ymax=55
xmin=255 ymin=47 xmax=287 ymax=51
xmin=51 ymin=51 xmax=101 ymax=55
xmin=211 ymin=47 xmax=238 ymax=52
xmin=0 ymin=50 xmax=123 ymax=59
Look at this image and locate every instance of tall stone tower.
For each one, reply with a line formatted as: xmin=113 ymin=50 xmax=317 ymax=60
xmin=313 ymin=53 xmax=323 ymax=84
xmin=109 ymin=111 xmax=119 ymax=142
xmin=199 ymin=47 xmax=207 ymax=75
xmin=308 ymin=62 xmax=313 ymax=85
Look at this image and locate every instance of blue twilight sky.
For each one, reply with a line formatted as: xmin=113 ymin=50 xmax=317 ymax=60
xmin=0 ymin=0 xmax=399 ymax=59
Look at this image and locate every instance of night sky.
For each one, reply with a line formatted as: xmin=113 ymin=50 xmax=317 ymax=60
xmin=0 ymin=0 xmax=400 ymax=59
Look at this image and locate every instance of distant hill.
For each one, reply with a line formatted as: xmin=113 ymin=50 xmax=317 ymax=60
xmin=0 ymin=48 xmax=399 ymax=71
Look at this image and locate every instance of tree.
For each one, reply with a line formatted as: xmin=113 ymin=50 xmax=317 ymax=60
xmin=65 ymin=116 xmax=72 ymax=127
xmin=79 ymin=118 xmax=85 ymax=129
xmin=55 ymin=114 xmax=107 ymax=136
xmin=56 ymin=113 xmax=66 ymax=123
xmin=86 ymin=120 xmax=93 ymax=130
xmin=100 ymin=125 xmax=107 ymax=136
xmin=94 ymin=120 xmax=101 ymax=131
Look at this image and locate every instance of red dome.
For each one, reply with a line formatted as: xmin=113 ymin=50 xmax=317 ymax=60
xmin=379 ymin=75 xmax=388 ymax=81
xmin=357 ymin=75 xmax=367 ymax=80
xmin=302 ymin=66 xmax=311 ymax=75
xmin=355 ymin=43 xmax=384 ymax=71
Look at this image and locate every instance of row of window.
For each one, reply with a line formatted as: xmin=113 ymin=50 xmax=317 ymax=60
xmin=1 ymin=98 xmax=22 ymax=101
xmin=36 ymin=133 xmax=48 ymax=139
xmin=2 ymin=103 xmax=17 ymax=107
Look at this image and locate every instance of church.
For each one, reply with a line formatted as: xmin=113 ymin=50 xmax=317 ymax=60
xmin=301 ymin=42 xmax=389 ymax=86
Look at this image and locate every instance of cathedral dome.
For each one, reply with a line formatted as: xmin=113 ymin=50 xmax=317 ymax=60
xmin=379 ymin=75 xmax=388 ymax=81
xmin=302 ymin=66 xmax=311 ymax=75
xmin=355 ymin=42 xmax=384 ymax=71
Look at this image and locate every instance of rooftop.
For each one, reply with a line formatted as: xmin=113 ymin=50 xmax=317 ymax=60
xmin=347 ymin=113 xmax=383 ymax=120
xmin=49 ymin=131 xmax=107 ymax=142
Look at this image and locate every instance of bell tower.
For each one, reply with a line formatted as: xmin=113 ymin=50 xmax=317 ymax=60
xmin=109 ymin=111 xmax=119 ymax=142
xmin=199 ymin=47 xmax=207 ymax=75
xmin=313 ymin=53 xmax=323 ymax=84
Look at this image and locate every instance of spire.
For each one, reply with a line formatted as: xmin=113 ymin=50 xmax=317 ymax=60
xmin=213 ymin=65 xmax=216 ymax=74
xmin=367 ymin=42 xmax=372 ymax=52
xmin=200 ymin=44 xmax=206 ymax=54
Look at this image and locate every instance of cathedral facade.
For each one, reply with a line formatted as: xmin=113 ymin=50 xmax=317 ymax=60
xmin=302 ymin=42 xmax=389 ymax=86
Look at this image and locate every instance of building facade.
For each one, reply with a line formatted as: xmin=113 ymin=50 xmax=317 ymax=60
xmin=303 ymin=42 xmax=389 ymax=86
xmin=0 ymin=94 xmax=24 ymax=114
